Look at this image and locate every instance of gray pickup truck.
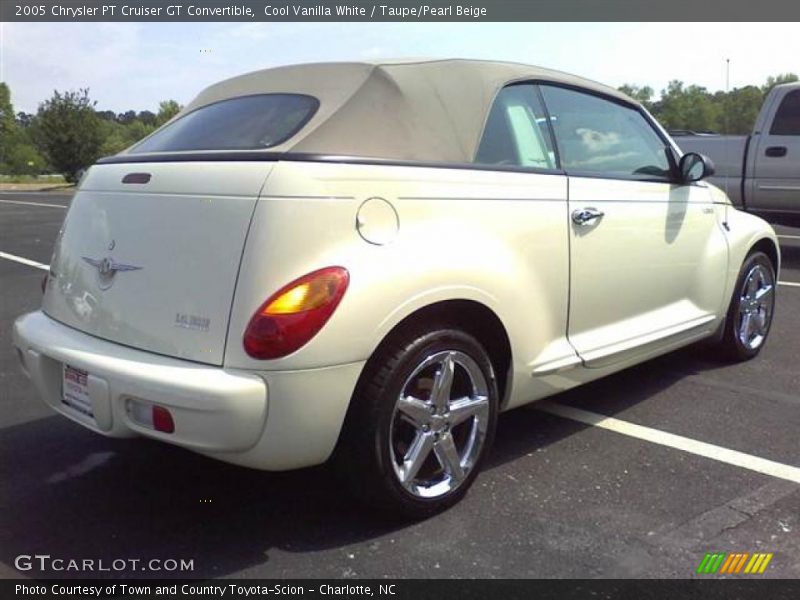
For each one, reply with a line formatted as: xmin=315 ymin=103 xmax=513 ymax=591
xmin=675 ymin=82 xmax=800 ymax=215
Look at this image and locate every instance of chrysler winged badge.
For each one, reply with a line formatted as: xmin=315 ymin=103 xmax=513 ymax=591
xmin=81 ymin=255 xmax=142 ymax=290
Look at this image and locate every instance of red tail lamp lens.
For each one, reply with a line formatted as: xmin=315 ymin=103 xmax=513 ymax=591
xmin=243 ymin=267 xmax=349 ymax=359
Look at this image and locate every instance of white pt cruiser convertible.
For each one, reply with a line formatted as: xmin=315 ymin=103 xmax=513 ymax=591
xmin=13 ymin=60 xmax=779 ymax=517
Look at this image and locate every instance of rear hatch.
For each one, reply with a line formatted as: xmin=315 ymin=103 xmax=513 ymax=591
xmin=43 ymin=161 xmax=273 ymax=365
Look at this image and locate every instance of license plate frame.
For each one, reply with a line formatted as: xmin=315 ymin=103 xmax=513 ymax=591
xmin=62 ymin=364 xmax=94 ymax=418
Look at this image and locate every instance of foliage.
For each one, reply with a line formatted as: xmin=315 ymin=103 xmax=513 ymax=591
xmin=618 ymin=84 xmax=655 ymax=107
xmin=5 ymin=142 xmax=45 ymax=175
xmin=0 ymin=84 xmax=183 ymax=181
xmin=99 ymin=118 xmax=157 ymax=156
xmin=652 ymin=81 xmax=721 ymax=132
xmin=764 ymin=73 xmax=799 ymax=92
xmin=156 ymin=100 xmax=182 ymax=125
xmin=31 ymin=89 xmax=104 ymax=182
xmin=0 ymin=82 xmax=47 ymax=175
xmin=719 ymin=86 xmax=764 ymax=134
xmin=618 ymin=72 xmax=798 ymax=134
xmin=0 ymin=82 xmax=18 ymax=170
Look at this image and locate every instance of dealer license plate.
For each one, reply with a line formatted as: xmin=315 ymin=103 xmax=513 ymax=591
xmin=62 ymin=364 xmax=94 ymax=418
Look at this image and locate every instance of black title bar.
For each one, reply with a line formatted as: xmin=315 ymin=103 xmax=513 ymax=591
xmin=2 ymin=0 xmax=800 ymax=21
xmin=5 ymin=579 xmax=800 ymax=600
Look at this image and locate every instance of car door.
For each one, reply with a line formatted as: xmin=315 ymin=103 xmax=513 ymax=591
xmin=538 ymin=85 xmax=728 ymax=368
xmin=472 ymin=84 xmax=578 ymax=382
xmin=749 ymin=88 xmax=800 ymax=213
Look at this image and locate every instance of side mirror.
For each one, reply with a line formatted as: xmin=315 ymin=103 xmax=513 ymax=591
xmin=678 ymin=152 xmax=715 ymax=183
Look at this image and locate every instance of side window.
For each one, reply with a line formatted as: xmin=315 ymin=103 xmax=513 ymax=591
xmin=769 ymin=90 xmax=800 ymax=135
xmin=539 ymin=85 xmax=671 ymax=180
xmin=475 ymin=85 xmax=557 ymax=170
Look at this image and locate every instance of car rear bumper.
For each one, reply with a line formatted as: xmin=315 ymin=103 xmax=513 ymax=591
xmin=13 ymin=311 xmax=364 ymax=470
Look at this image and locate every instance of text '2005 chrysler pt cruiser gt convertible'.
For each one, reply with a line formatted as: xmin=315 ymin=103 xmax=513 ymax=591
xmin=13 ymin=59 xmax=779 ymax=517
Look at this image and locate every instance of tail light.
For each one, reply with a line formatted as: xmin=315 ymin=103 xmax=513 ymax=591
xmin=243 ymin=267 xmax=349 ymax=359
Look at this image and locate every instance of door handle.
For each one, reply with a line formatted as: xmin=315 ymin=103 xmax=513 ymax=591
xmin=571 ymin=207 xmax=605 ymax=226
xmin=765 ymin=146 xmax=787 ymax=158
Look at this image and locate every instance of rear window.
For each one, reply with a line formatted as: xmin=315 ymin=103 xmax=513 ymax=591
xmin=129 ymin=94 xmax=319 ymax=153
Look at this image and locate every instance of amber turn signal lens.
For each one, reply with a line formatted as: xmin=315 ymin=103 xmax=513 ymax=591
xmin=243 ymin=267 xmax=349 ymax=359
xmin=263 ymin=271 xmax=344 ymax=315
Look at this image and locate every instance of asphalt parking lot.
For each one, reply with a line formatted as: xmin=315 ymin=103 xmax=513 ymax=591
xmin=1 ymin=190 xmax=799 ymax=580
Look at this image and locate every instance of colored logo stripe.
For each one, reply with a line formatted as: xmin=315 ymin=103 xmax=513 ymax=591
xmin=744 ymin=553 xmax=774 ymax=574
xmin=719 ymin=553 xmax=737 ymax=573
xmin=697 ymin=553 xmax=726 ymax=574
xmin=697 ymin=552 xmax=773 ymax=574
xmin=720 ymin=553 xmax=749 ymax=573
xmin=735 ymin=553 xmax=750 ymax=573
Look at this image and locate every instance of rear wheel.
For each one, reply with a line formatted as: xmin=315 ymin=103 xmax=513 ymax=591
xmin=717 ymin=251 xmax=776 ymax=361
xmin=337 ymin=325 xmax=499 ymax=519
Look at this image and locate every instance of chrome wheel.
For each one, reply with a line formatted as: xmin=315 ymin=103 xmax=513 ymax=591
xmin=737 ymin=263 xmax=774 ymax=351
xmin=389 ymin=350 xmax=490 ymax=499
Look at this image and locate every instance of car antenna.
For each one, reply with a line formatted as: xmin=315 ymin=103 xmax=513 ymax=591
xmin=724 ymin=58 xmax=731 ymax=200
xmin=723 ymin=58 xmax=731 ymax=228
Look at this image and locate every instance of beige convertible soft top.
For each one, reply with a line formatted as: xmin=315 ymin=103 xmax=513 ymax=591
xmin=157 ymin=59 xmax=637 ymax=163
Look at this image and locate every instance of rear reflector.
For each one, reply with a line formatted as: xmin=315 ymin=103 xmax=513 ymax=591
xmin=244 ymin=266 xmax=349 ymax=359
xmin=127 ymin=399 xmax=175 ymax=434
xmin=153 ymin=406 xmax=175 ymax=433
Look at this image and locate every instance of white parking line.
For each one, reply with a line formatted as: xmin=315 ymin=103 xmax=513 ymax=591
xmin=0 ymin=198 xmax=67 ymax=209
xmin=779 ymin=281 xmax=800 ymax=288
xmin=536 ymin=401 xmax=800 ymax=485
xmin=0 ymin=252 xmax=49 ymax=271
xmin=777 ymin=234 xmax=800 ymax=240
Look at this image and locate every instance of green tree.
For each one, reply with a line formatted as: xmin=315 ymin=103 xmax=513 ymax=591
xmin=156 ymin=99 xmax=182 ymax=125
xmin=656 ymin=80 xmax=721 ymax=132
xmin=98 ymin=115 xmax=157 ymax=156
xmin=16 ymin=111 xmax=34 ymax=128
xmin=98 ymin=119 xmax=130 ymax=156
xmin=117 ymin=109 xmax=137 ymax=125
xmin=32 ymin=89 xmax=104 ymax=182
xmin=763 ymin=73 xmax=799 ymax=93
xmin=0 ymin=82 xmax=18 ymax=171
xmin=618 ymin=84 xmax=655 ymax=110
xmin=137 ymin=110 xmax=157 ymax=126
xmin=5 ymin=143 xmax=45 ymax=175
xmin=719 ymin=86 xmax=764 ymax=134
xmin=96 ymin=110 xmax=117 ymax=122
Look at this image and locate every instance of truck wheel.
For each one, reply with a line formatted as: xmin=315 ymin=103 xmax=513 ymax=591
xmin=338 ymin=325 xmax=499 ymax=519
xmin=717 ymin=251 xmax=776 ymax=361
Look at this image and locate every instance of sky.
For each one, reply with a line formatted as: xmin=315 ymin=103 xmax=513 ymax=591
xmin=1 ymin=22 xmax=799 ymax=114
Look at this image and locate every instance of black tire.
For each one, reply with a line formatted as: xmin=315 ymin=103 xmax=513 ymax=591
xmin=335 ymin=324 xmax=499 ymax=520
xmin=717 ymin=251 xmax=776 ymax=362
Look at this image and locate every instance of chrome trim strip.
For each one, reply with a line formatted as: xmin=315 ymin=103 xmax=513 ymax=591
xmin=757 ymin=185 xmax=800 ymax=191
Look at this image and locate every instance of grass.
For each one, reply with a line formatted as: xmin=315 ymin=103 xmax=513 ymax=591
xmin=0 ymin=174 xmax=67 ymax=184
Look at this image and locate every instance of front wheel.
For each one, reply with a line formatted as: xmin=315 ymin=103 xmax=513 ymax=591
xmin=717 ymin=251 xmax=776 ymax=361
xmin=337 ymin=326 xmax=499 ymax=519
